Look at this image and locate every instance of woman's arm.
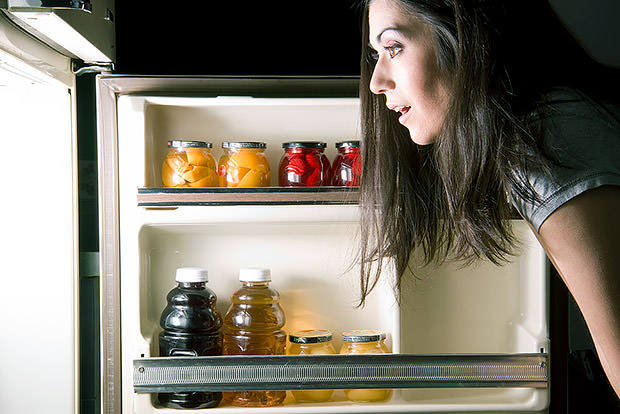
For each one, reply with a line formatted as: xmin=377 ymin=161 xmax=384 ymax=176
xmin=536 ymin=185 xmax=620 ymax=397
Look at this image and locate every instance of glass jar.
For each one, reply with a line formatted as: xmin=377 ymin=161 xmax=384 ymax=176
xmin=288 ymin=329 xmax=337 ymax=402
xmin=331 ymin=141 xmax=361 ymax=187
xmin=340 ymin=329 xmax=393 ymax=402
xmin=278 ymin=141 xmax=330 ymax=187
xmin=162 ymin=140 xmax=218 ymax=187
xmin=218 ymin=141 xmax=270 ymax=187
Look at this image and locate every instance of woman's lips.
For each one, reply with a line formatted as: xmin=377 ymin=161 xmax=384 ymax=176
xmin=395 ymin=106 xmax=411 ymax=125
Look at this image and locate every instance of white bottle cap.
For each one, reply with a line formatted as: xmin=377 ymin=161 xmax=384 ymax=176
xmin=239 ymin=267 xmax=271 ymax=282
xmin=175 ymin=267 xmax=208 ymax=283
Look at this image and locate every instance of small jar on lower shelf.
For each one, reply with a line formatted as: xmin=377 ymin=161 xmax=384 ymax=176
xmin=340 ymin=329 xmax=393 ymax=403
xmin=288 ymin=329 xmax=337 ymax=402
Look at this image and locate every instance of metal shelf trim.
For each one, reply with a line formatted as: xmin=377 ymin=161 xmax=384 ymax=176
xmin=137 ymin=187 xmax=360 ymax=207
xmin=134 ymin=353 xmax=548 ymax=393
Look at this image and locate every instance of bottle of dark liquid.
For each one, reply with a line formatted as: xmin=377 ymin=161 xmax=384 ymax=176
xmin=222 ymin=267 xmax=287 ymax=406
xmin=158 ymin=267 xmax=223 ymax=409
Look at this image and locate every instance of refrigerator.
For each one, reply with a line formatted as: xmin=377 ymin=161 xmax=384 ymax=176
xmin=12 ymin=1 xmax=617 ymax=413
xmin=98 ymin=74 xmax=551 ymax=414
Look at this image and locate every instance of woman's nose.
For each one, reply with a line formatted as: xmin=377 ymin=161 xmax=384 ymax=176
xmin=369 ymin=58 xmax=395 ymax=95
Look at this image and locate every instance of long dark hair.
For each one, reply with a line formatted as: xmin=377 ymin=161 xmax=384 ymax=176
xmin=357 ymin=0 xmax=613 ymax=304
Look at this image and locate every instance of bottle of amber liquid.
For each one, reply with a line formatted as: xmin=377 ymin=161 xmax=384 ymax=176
xmin=222 ymin=268 xmax=287 ymax=406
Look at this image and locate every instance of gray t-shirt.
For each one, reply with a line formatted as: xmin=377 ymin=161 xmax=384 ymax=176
xmin=511 ymin=88 xmax=620 ymax=231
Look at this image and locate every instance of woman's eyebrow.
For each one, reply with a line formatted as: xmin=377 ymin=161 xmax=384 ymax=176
xmin=375 ymin=22 xmax=426 ymax=45
xmin=375 ymin=27 xmax=400 ymax=43
xmin=376 ymin=25 xmax=415 ymax=45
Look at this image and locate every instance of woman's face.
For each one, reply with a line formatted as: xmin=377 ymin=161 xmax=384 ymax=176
xmin=368 ymin=0 xmax=450 ymax=145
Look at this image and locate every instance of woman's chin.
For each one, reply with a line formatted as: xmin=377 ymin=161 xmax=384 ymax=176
xmin=409 ymin=130 xmax=437 ymax=146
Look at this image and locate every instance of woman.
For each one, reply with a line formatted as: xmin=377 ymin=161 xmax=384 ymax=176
xmin=357 ymin=0 xmax=620 ymax=398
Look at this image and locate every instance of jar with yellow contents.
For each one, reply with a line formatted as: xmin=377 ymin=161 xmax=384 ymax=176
xmin=287 ymin=330 xmax=337 ymax=403
xmin=340 ymin=330 xmax=393 ymax=403
xmin=162 ymin=140 xmax=218 ymax=187
xmin=218 ymin=141 xmax=271 ymax=187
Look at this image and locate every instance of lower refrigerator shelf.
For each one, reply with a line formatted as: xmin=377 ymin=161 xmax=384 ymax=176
xmin=133 ymin=353 xmax=548 ymax=393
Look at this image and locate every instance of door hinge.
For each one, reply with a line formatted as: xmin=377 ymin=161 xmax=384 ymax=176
xmin=72 ymin=61 xmax=114 ymax=76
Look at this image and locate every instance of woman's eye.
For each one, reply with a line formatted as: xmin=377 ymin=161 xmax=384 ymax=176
xmin=385 ymin=44 xmax=402 ymax=58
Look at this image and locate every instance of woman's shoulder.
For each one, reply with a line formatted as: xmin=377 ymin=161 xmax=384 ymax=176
xmin=513 ymin=86 xmax=620 ymax=231
xmin=532 ymin=87 xmax=620 ymax=158
xmin=537 ymin=86 xmax=620 ymax=131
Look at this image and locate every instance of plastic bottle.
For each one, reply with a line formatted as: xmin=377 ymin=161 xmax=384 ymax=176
xmin=222 ymin=268 xmax=287 ymax=406
xmin=158 ymin=267 xmax=223 ymax=409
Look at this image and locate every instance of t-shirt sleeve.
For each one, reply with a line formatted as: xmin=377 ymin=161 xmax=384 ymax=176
xmin=511 ymin=89 xmax=620 ymax=231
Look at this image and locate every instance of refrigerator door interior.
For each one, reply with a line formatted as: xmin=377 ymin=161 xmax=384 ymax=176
xmin=0 ymin=11 xmax=78 ymax=414
xmin=97 ymin=76 xmax=550 ymax=414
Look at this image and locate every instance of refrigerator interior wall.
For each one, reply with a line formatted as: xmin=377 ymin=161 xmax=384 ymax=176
xmin=0 ymin=18 xmax=77 ymax=414
xmin=112 ymin=92 xmax=548 ymax=413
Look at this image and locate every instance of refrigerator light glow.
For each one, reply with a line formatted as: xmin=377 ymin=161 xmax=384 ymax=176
xmin=11 ymin=11 xmax=110 ymax=62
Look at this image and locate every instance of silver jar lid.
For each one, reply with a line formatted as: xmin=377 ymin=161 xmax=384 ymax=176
xmin=222 ymin=141 xmax=266 ymax=149
xmin=335 ymin=140 xmax=360 ymax=149
xmin=289 ymin=329 xmax=333 ymax=344
xmin=168 ymin=140 xmax=212 ymax=148
xmin=342 ymin=329 xmax=386 ymax=342
xmin=282 ymin=141 xmax=327 ymax=149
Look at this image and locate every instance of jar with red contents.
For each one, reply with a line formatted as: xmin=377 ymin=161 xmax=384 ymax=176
xmin=278 ymin=141 xmax=330 ymax=187
xmin=331 ymin=141 xmax=361 ymax=186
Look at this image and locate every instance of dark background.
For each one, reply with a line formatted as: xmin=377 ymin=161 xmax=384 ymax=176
xmin=113 ymin=1 xmax=364 ymax=76
xmin=112 ymin=0 xmax=620 ymax=76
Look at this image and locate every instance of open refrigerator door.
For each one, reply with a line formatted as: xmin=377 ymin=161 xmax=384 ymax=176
xmin=0 ymin=10 xmax=78 ymax=414
xmin=97 ymin=76 xmax=551 ymax=414
xmin=0 ymin=2 xmax=112 ymax=413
